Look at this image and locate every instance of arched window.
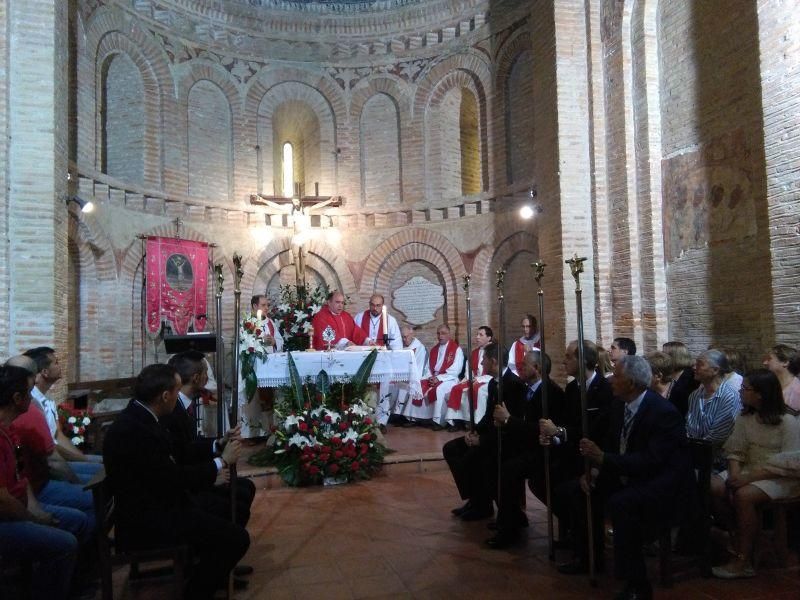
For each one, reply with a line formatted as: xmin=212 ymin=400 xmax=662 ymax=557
xmin=282 ymin=142 xmax=294 ymax=198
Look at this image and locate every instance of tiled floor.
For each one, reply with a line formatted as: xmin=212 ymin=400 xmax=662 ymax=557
xmin=111 ymin=426 xmax=799 ymax=599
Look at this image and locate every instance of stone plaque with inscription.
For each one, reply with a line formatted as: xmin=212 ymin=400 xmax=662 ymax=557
xmin=393 ymin=276 xmax=444 ymax=325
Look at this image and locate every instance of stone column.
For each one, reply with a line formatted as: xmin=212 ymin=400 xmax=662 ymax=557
xmin=758 ymin=0 xmax=800 ymax=344
xmin=4 ymin=0 xmax=69 ymax=368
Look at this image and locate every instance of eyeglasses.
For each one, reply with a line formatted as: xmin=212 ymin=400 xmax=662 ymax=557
xmin=740 ymin=384 xmax=754 ymax=391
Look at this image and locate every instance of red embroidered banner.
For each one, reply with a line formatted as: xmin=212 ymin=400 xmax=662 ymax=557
xmin=145 ymin=237 xmax=209 ymax=335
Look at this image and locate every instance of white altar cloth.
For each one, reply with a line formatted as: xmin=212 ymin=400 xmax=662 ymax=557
xmin=253 ymin=349 xmax=423 ymax=399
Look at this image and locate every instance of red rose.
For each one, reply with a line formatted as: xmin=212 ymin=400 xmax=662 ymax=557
xmin=309 ymin=466 xmax=320 ymax=476
xmin=360 ymin=445 xmax=368 ymax=455
xmin=248 ymin=347 xmax=255 ymax=353
xmin=350 ymin=462 xmax=360 ymax=472
xmin=298 ymin=422 xmax=308 ymax=432
xmin=328 ymin=464 xmax=340 ymax=475
xmin=363 ymin=417 xmax=372 ymax=425
xmin=331 ymin=436 xmax=342 ymax=446
xmin=334 ymin=450 xmax=343 ymax=459
xmin=255 ymin=328 xmax=262 ymax=336
xmin=338 ymin=422 xmax=348 ymax=432
xmin=324 ymin=415 xmax=332 ymax=423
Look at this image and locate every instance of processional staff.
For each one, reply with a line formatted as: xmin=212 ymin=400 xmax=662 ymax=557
xmin=532 ymin=261 xmax=555 ymax=562
xmin=494 ymin=269 xmax=506 ymax=508
xmin=214 ymin=264 xmax=225 ymax=437
xmin=565 ymin=253 xmax=597 ymax=587
xmin=463 ymin=274 xmax=476 ymax=430
xmin=228 ymin=253 xmax=244 ymax=599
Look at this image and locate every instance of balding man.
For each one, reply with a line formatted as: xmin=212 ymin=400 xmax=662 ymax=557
xmin=354 ymin=294 xmax=402 ymax=351
xmin=311 ymin=290 xmax=367 ymax=350
xmin=401 ymin=324 xmax=464 ymax=430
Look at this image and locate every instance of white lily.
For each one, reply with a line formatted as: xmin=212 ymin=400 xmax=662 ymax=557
xmin=342 ymin=429 xmax=359 ymax=444
xmin=283 ymin=414 xmax=302 ymax=430
xmin=287 ymin=433 xmax=311 ymax=448
xmin=302 ymin=321 xmax=314 ymax=333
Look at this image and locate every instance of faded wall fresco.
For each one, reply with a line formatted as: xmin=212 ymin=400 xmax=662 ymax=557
xmin=663 ymin=130 xmax=758 ymax=261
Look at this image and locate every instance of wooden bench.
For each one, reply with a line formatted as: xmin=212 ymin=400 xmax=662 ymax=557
xmin=759 ymin=496 xmax=800 ymax=567
xmin=84 ymin=468 xmax=188 ymax=600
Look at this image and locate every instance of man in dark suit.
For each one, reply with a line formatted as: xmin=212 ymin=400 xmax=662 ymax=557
xmin=568 ymin=355 xmax=690 ymax=600
xmin=103 ymin=364 xmax=250 ymax=600
xmin=539 ymin=340 xmax=613 ymax=543
xmin=164 ymin=351 xmax=256 ymax=530
xmin=487 ymin=350 xmax=566 ymax=548
xmin=442 ymin=342 xmax=527 ymax=522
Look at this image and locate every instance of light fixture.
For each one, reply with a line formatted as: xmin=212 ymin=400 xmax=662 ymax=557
xmin=67 ymin=196 xmax=94 ymax=213
xmin=519 ymin=205 xmax=535 ymax=220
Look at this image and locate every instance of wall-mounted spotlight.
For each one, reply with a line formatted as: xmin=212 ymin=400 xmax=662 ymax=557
xmin=67 ymin=196 xmax=95 ymax=214
xmin=519 ymin=204 xmax=542 ymax=220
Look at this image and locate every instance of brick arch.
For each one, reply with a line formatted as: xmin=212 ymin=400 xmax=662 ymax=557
xmin=422 ymin=69 xmax=488 ymax=200
xmin=494 ymin=28 xmax=534 ymax=187
xmin=357 ymin=90 xmax=404 ymax=206
xmin=247 ymin=81 xmax=338 ymax=198
xmin=358 ymin=228 xmax=465 ymax=337
xmin=82 ymin=7 xmax=173 ymax=187
xmin=349 ymin=76 xmax=411 ymax=121
xmin=474 ymin=230 xmax=540 ymax=287
xmin=413 ymin=51 xmax=491 ymax=118
xmin=245 ymin=237 xmax=357 ymax=299
xmin=176 ymin=63 xmax=239 ymax=201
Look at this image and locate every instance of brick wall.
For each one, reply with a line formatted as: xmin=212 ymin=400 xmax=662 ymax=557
xmin=103 ymin=53 xmax=145 ymax=185
xmin=187 ymin=80 xmax=233 ymax=202
xmin=360 ymin=93 xmax=402 ymax=205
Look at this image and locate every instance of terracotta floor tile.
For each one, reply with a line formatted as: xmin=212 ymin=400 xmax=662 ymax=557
xmin=347 ymin=572 xmax=409 ymax=598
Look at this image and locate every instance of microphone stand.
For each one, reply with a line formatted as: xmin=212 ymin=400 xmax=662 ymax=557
xmin=566 ymin=254 xmax=596 ymax=587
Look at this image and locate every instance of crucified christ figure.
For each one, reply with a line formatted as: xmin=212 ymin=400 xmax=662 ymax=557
xmin=258 ymin=196 xmax=339 ymax=289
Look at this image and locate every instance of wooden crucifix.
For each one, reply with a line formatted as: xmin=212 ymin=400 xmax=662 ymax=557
xmin=249 ymin=189 xmax=342 ymax=289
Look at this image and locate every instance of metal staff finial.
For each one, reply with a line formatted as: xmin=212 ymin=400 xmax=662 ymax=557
xmin=531 ymin=260 xmax=555 ymax=561
xmin=566 ymin=254 xmax=587 ymax=286
xmin=462 ymin=273 xmax=471 ymax=294
xmin=494 ymin=268 xmax=506 ymax=510
xmin=232 ymin=253 xmax=244 ymax=294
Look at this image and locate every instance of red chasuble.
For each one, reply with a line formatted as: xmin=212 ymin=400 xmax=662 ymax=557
xmin=446 ymin=348 xmax=488 ymax=410
xmin=415 ymin=340 xmax=460 ymax=406
xmin=311 ymin=306 xmax=367 ymax=350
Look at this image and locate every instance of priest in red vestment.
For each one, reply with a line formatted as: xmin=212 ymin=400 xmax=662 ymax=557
xmin=311 ymin=290 xmax=367 ymax=350
xmin=445 ymin=325 xmax=494 ymax=427
xmin=506 ymin=314 xmax=540 ymax=376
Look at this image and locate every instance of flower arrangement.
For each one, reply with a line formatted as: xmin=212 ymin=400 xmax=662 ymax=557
xmin=58 ymin=407 xmax=93 ymax=448
xmin=249 ymin=349 xmax=385 ymax=486
xmin=267 ymin=400 xmax=385 ymax=486
xmin=239 ymin=315 xmax=272 ymax=401
xmin=269 ymin=284 xmax=328 ymax=351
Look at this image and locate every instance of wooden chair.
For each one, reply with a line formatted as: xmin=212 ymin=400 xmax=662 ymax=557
xmin=658 ymin=438 xmax=714 ymax=587
xmin=758 ymin=496 xmax=800 ymax=567
xmin=84 ymin=468 xmax=188 ymax=600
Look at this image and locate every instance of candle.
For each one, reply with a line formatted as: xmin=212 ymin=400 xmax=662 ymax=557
xmin=381 ymin=305 xmax=388 ymax=342
xmin=256 ymin=310 xmax=262 ymax=321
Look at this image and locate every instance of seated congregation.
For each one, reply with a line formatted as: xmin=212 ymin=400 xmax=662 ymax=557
xmin=443 ymin=339 xmax=800 ymax=600
xmin=0 ymin=349 xmax=254 ymax=600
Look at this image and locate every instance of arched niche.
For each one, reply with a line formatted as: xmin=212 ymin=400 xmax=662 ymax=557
xmin=187 ymin=80 xmax=234 ymax=202
xmin=360 ymin=93 xmax=402 ymax=205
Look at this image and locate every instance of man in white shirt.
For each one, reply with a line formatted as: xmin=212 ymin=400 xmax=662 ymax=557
xmin=354 ymin=294 xmax=403 ymax=350
xmin=401 ymin=324 xmax=465 ymax=430
xmin=24 ymin=347 xmax=103 ymax=484
xmin=250 ymin=294 xmax=284 ymax=352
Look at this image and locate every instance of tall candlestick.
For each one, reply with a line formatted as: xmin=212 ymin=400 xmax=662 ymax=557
xmin=381 ymin=306 xmax=388 ymax=341
xmin=256 ymin=309 xmax=262 ymax=321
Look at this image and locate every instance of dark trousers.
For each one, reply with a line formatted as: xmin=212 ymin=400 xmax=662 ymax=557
xmin=561 ymin=478 xmax=607 ymax=565
xmin=495 ymin=454 xmax=533 ymax=534
xmin=443 ymin=437 xmax=495 ymax=508
xmin=179 ymin=508 xmax=250 ymax=599
xmin=607 ymin=486 xmax=654 ymax=583
xmin=194 ymin=478 xmax=257 ymax=528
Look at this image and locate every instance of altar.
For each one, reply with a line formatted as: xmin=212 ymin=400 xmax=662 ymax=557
xmin=238 ymin=349 xmax=422 ymax=437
